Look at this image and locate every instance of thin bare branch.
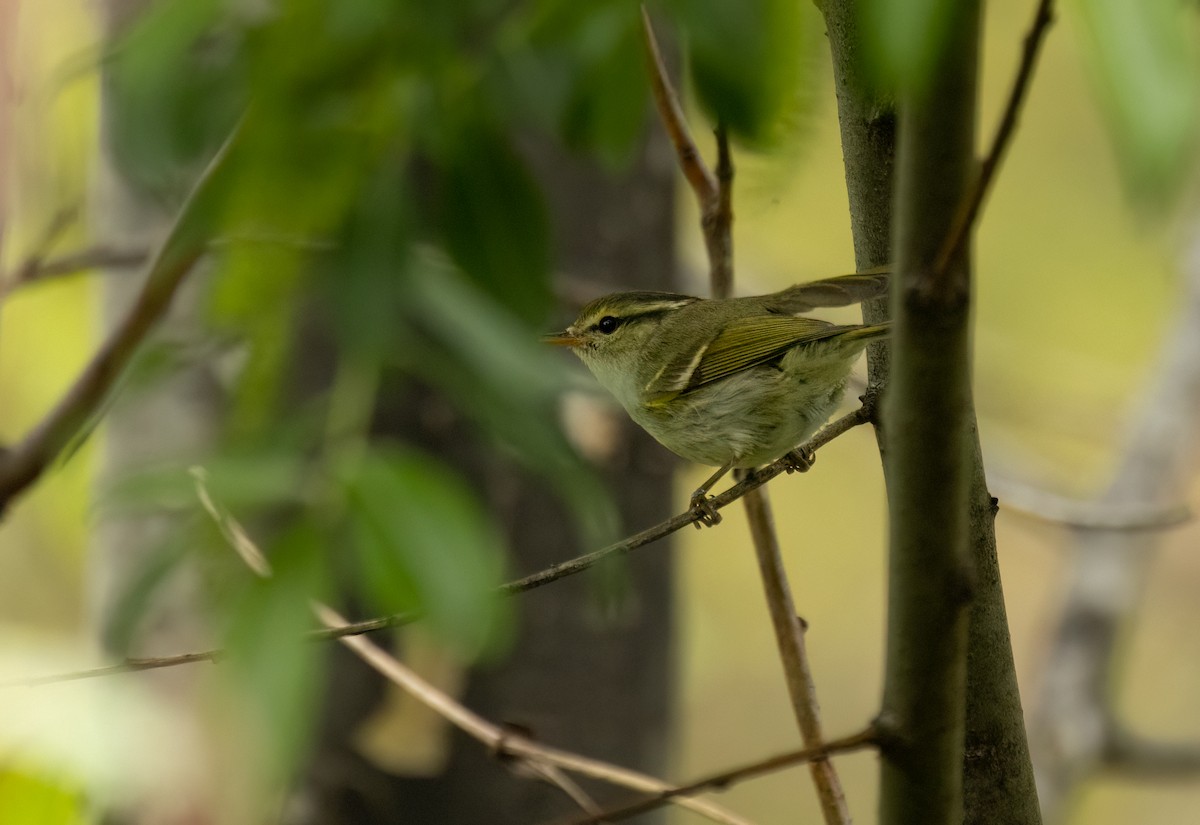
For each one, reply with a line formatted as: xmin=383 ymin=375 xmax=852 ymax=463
xmin=561 ymin=726 xmax=878 ymax=825
xmin=639 ymin=8 xmax=734 ymax=298
xmin=527 ymin=763 xmax=605 ymax=818
xmin=705 ymin=124 xmax=735 ymax=299
xmin=1105 ymin=729 xmax=1200 ymax=779
xmin=934 ymin=0 xmax=1056 ymax=279
xmin=196 ymin=479 xmax=754 ymax=825
xmin=743 ymin=485 xmax=850 ymax=822
xmin=0 ymin=207 xmax=79 ymax=296
xmin=3 ymin=245 xmax=148 ymax=293
xmin=640 ymin=6 xmax=716 ymax=205
xmin=988 ymin=475 xmax=1191 ymax=532
xmin=504 ymin=402 xmax=872 ymax=593
xmin=652 ymin=1 xmax=848 ymax=814
xmin=1 ymin=612 xmax=416 ymax=688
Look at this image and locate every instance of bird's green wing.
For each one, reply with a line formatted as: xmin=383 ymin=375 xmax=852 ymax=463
xmin=644 ymin=315 xmax=845 ymax=404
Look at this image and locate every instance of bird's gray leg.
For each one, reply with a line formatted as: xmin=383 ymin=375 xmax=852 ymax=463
xmin=689 ymin=460 xmax=733 ymax=528
xmin=782 ymin=446 xmax=816 ymax=473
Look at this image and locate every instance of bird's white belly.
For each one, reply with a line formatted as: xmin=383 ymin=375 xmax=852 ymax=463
xmin=630 ymin=364 xmax=849 ymax=468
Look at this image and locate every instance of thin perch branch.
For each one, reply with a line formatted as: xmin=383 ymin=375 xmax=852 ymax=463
xmin=5 ymin=405 xmax=873 ymax=687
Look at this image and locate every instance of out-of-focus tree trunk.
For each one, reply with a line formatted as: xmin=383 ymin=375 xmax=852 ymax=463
xmin=91 ymin=3 xmax=228 ymax=824
xmin=290 ymin=86 xmax=680 ymax=825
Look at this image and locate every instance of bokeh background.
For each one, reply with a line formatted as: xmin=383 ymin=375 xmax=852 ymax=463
xmin=2 ymin=1 xmax=1198 ymax=823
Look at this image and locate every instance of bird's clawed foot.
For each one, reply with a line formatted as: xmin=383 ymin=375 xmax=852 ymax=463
xmin=783 ymin=447 xmax=816 ymax=474
xmin=689 ymin=490 xmax=722 ymax=528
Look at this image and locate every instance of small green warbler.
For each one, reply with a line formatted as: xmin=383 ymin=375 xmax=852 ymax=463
xmin=546 ymin=270 xmax=889 ymax=525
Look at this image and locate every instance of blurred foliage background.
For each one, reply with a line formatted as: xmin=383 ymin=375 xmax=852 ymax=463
xmin=1 ymin=0 xmax=1199 ymax=823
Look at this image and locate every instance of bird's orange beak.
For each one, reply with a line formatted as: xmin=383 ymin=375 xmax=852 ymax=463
xmin=542 ymin=330 xmax=580 ymax=348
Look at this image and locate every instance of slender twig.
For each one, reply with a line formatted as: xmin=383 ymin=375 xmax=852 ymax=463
xmin=640 ymin=6 xmax=716 ymax=205
xmin=0 ymin=612 xmax=417 ymax=688
xmin=316 ymin=604 xmax=755 ymax=825
xmin=1105 ymin=729 xmax=1200 ymax=779
xmin=742 ymin=485 xmax=850 ymax=823
xmin=2 ymin=245 xmax=148 ymax=294
xmin=503 ymin=403 xmax=872 ymax=593
xmin=933 ymin=0 xmax=1056 ymax=279
xmin=4 ymin=404 xmax=873 ymax=688
xmin=707 ymin=124 xmax=734 ymax=299
xmin=639 ymin=9 xmax=732 ymax=298
xmin=0 ymin=208 xmax=79 ymax=297
xmin=643 ymin=9 xmax=850 ymax=823
xmin=987 ymin=475 xmax=1191 ymax=532
xmin=1 ymin=235 xmax=331 ymax=297
xmin=0 ymin=120 xmax=244 ymax=516
xmin=527 ymin=763 xmax=605 ymax=818
xmin=561 ymin=727 xmax=878 ymax=825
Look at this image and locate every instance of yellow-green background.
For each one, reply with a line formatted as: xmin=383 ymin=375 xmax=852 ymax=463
xmin=2 ymin=2 xmax=1197 ymax=823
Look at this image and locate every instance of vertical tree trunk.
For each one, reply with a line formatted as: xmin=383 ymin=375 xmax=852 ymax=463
xmin=820 ymin=4 xmax=1041 ymax=823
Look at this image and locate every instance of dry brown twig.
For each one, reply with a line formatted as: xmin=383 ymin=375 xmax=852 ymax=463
xmin=315 ymin=604 xmax=754 ymax=825
xmin=933 ymin=0 xmax=1055 ymax=281
xmin=640 ymin=9 xmax=851 ymax=823
xmin=2 ymin=245 xmax=148 ymax=295
xmin=560 ymin=726 xmax=879 ymax=825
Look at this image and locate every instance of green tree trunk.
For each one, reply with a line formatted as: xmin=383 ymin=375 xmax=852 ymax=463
xmin=820 ymin=3 xmax=1040 ymax=823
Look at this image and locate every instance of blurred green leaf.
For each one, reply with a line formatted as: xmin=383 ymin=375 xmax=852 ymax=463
xmin=857 ymin=0 xmax=957 ymax=96
xmin=436 ymin=123 xmax=553 ymax=324
xmin=100 ymin=450 xmax=311 ymax=517
xmin=99 ymin=526 xmax=196 ymax=654
xmin=0 ymin=770 xmax=82 ymax=825
xmin=402 ymin=251 xmax=618 ymax=548
xmin=506 ymin=0 xmax=648 ymax=162
xmin=105 ymin=0 xmax=245 ymax=192
xmin=672 ymin=0 xmax=806 ymax=144
xmin=342 ymin=445 xmax=512 ymax=659
xmin=1078 ymin=0 xmax=1200 ymax=200
xmin=560 ymin=8 xmax=649 ymax=163
xmin=319 ymin=162 xmax=413 ymax=360
xmin=224 ymin=522 xmax=328 ymax=772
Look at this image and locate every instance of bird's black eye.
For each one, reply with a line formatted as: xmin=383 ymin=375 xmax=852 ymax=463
xmin=596 ymin=316 xmax=620 ymax=334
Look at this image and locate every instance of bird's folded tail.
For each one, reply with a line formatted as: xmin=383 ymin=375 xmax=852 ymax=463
xmin=839 ymin=321 xmax=891 ymax=344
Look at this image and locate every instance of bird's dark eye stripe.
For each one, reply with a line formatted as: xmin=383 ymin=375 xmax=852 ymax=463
xmin=594 ymin=316 xmax=621 ymax=334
